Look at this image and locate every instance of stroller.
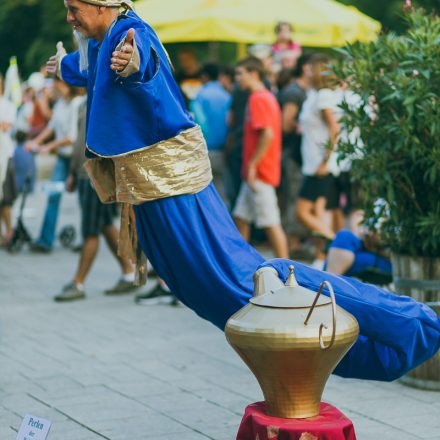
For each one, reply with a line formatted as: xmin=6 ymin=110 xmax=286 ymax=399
xmin=7 ymin=174 xmax=33 ymax=253
xmin=8 ymin=175 xmax=77 ymax=253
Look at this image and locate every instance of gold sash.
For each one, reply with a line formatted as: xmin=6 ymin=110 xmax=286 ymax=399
xmin=83 ymin=125 xmax=213 ymax=285
xmin=84 ymin=125 xmax=212 ymax=205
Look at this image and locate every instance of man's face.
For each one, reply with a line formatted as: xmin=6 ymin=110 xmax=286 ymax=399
xmin=64 ymin=0 xmax=101 ymax=38
xmin=235 ymin=66 xmax=252 ymax=90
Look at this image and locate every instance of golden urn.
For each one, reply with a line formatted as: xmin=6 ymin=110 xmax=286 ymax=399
xmin=225 ymin=265 xmax=359 ymax=419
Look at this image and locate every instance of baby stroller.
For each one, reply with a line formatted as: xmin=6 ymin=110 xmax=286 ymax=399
xmin=8 ymin=174 xmax=33 ymax=253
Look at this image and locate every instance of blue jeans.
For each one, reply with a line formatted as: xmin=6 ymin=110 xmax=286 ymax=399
xmin=36 ymin=156 xmax=70 ymax=248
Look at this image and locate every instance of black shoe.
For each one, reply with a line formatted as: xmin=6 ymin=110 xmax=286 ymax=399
xmin=30 ymin=242 xmax=52 ymax=254
xmin=170 ymin=295 xmax=182 ymax=307
xmin=135 ymin=284 xmax=173 ymax=305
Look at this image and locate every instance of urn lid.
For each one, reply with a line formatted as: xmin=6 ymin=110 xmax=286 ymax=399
xmin=250 ymin=266 xmax=331 ymax=309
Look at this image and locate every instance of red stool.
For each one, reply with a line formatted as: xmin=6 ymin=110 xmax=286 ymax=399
xmin=237 ymin=402 xmax=356 ymax=440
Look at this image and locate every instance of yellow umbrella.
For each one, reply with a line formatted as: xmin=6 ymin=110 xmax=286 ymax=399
xmin=135 ymin=0 xmax=380 ymax=47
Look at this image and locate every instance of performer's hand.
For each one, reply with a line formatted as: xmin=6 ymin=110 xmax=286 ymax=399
xmin=46 ymin=41 xmax=66 ymax=75
xmin=247 ymin=163 xmax=258 ymax=192
xmin=111 ymin=28 xmax=135 ymax=72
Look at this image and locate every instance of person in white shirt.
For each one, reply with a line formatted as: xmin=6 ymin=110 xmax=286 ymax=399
xmin=296 ymin=54 xmax=342 ymax=268
xmin=0 ymin=74 xmax=18 ymax=245
xmin=25 ymin=79 xmax=82 ymax=252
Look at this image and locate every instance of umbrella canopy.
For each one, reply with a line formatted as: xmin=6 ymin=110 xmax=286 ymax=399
xmin=135 ymin=0 xmax=380 ymax=47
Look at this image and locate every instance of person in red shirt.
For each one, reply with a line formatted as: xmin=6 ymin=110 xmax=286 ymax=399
xmin=233 ymin=56 xmax=288 ymax=258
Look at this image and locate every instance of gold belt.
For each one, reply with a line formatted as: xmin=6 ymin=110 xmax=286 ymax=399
xmin=84 ymin=125 xmax=212 ymax=205
xmin=83 ymin=125 xmax=213 ymax=285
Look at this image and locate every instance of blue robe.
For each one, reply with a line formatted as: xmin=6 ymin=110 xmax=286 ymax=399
xmin=60 ymin=12 xmax=440 ymax=382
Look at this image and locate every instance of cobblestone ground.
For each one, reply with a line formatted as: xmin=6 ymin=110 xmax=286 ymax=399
xmin=0 ymin=184 xmax=439 ymax=439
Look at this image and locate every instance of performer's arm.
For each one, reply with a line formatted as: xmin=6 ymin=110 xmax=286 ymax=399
xmin=110 ymin=28 xmax=152 ymax=82
xmin=59 ymin=52 xmax=88 ymax=87
xmin=47 ymin=42 xmax=87 ymax=87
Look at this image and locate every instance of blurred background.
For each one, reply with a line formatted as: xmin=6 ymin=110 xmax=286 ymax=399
xmin=0 ymin=0 xmax=438 ymax=78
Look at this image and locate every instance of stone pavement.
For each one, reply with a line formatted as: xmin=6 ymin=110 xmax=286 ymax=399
xmin=0 ymin=185 xmax=439 ymax=440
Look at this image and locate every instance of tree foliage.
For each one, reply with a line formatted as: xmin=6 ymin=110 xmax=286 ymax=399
xmin=338 ymin=0 xmax=439 ymax=32
xmin=333 ymin=9 xmax=440 ymax=257
xmin=0 ymin=0 xmax=72 ymax=78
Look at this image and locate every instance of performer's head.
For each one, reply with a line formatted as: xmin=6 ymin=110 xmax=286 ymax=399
xmin=63 ymin=0 xmax=132 ymax=40
xmin=235 ymin=57 xmax=265 ymax=92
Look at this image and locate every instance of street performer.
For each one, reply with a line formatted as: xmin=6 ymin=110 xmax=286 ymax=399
xmin=48 ymin=0 xmax=440 ymax=381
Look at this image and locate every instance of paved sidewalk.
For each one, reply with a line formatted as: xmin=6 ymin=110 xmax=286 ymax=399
xmin=0 ymin=187 xmax=439 ymax=439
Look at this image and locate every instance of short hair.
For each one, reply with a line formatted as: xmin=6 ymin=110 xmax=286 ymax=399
xmin=292 ymin=52 xmax=313 ymax=78
xmin=236 ymin=56 xmax=265 ymax=80
xmin=15 ymin=130 xmax=28 ymax=143
xmin=275 ymin=21 xmax=293 ymax=34
xmin=201 ymin=63 xmax=220 ymax=81
xmin=309 ymin=53 xmax=337 ymax=90
xmin=219 ymin=65 xmax=235 ymax=79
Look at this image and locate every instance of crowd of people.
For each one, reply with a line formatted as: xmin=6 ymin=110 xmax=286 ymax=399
xmin=0 ymin=20 xmax=392 ymax=304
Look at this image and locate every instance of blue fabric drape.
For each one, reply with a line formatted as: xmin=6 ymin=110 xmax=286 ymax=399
xmin=134 ymin=183 xmax=440 ymax=381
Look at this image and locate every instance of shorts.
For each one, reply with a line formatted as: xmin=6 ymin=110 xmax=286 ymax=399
xmin=335 ymin=172 xmax=364 ymax=213
xmin=298 ymin=175 xmax=339 ymax=210
xmin=78 ymin=178 xmax=117 ymax=239
xmin=329 ymin=229 xmax=391 ymax=276
xmin=233 ymin=180 xmax=281 ymax=228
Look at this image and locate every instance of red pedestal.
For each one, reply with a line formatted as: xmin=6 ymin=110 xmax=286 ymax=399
xmin=236 ymin=402 xmax=356 ymax=440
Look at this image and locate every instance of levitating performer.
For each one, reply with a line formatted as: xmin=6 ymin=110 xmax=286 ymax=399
xmin=49 ymin=0 xmax=440 ymax=381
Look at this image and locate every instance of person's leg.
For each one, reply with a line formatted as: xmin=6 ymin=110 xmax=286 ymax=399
xmin=325 ymin=230 xmax=362 ymax=275
xmin=234 ymin=217 xmax=250 ymax=241
xmin=74 ymin=235 xmax=100 ymax=284
xmin=101 ymin=224 xmax=134 ymax=275
xmin=54 ymin=177 xmax=93 ymax=302
xmin=233 ymin=182 xmax=253 ymax=241
xmin=265 ymin=225 xmax=289 ymax=259
xmin=332 ymin=208 xmax=345 ymax=232
xmin=78 ymin=178 xmax=136 ymax=294
xmin=36 ymin=157 xmax=70 ymax=249
xmin=224 ymin=148 xmax=243 ymax=211
xmin=54 ymin=234 xmax=98 ymax=302
xmin=0 ymin=205 xmax=13 ymax=244
xmin=326 ymin=248 xmax=355 ymax=275
xmin=253 ymin=180 xmax=288 ymax=258
xmin=296 ymin=197 xmax=335 ymax=240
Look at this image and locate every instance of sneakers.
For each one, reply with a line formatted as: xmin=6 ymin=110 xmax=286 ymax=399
xmin=30 ymin=242 xmax=52 ymax=254
xmin=104 ymin=279 xmax=137 ymax=295
xmin=135 ymin=283 xmax=178 ymax=305
xmin=54 ymin=282 xmax=86 ymax=302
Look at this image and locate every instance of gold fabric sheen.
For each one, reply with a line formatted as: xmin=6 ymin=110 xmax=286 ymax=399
xmin=84 ymin=125 xmax=213 ymax=205
xmin=84 ymin=125 xmax=212 ymax=286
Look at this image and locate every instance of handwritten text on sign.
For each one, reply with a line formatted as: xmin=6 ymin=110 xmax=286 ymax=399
xmin=16 ymin=415 xmax=51 ymax=440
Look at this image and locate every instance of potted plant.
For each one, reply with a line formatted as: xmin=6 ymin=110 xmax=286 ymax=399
xmin=333 ymin=6 xmax=440 ymax=390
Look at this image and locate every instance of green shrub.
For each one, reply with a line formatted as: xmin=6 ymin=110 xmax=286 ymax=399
xmin=334 ymin=8 xmax=440 ymax=257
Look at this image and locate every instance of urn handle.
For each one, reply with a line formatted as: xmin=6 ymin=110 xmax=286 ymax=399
xmin=304 ymin=281 xmax=337 ymax=350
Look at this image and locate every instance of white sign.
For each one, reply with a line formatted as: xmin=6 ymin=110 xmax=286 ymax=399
xmin=16 ymin=415 xmax=51 ymax=440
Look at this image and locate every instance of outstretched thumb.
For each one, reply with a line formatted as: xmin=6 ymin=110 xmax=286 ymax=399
xmin=125 ymin=28 xmax=135 ymax=46
xmin=56 ymin=41 xmax=65 ymax=55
